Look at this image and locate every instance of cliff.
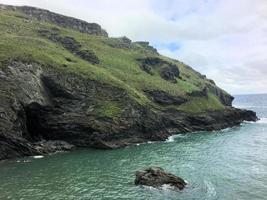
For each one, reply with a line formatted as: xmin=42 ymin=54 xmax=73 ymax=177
xmin=0 ymin=5 xmax=257 ymax=160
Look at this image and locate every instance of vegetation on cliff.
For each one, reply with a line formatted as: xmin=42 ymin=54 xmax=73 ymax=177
xmin=0 ymin=5 xmax=257 ymax=160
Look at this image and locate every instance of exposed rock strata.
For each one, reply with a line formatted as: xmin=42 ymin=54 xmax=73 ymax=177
xmin=135 ymin=167 xmax=187 ymax=190
xmin=134 ymin=41 xmax=159 ymax=55
xmin=137 ymin=57 xmax=180 ymax=83
xmin=0 ymin=61 xmax=257 ymax=160
xmin=0 ymin=4 xmax=108 ymax=36
xmin=38 ymin=29 xmax=100 ymax=65
xmin=145 ymin=90 xmax=187 ymax=105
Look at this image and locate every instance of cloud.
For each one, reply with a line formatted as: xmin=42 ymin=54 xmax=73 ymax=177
xmin=0 ymin=0 xmax=266 ymax=94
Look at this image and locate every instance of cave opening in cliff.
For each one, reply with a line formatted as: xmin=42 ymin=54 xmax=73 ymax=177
xmin=24 ymin=102 xmax=46 ymax=141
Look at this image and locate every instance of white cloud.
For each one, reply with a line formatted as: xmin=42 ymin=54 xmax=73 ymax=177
xmin=0 ymin=0 xmax=266 ymax=94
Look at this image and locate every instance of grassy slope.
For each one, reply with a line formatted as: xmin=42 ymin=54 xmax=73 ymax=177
xmin=0 ymin=10 xmax=225 ymax=114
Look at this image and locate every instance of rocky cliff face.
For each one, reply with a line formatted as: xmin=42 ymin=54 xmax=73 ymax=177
xmin=0 ymin=61 xmax=257 ymax=160
xmin=0 ymin=4 xmax=108 ymax=36
xmin=0 ymin=4 xmax=258 ymax=160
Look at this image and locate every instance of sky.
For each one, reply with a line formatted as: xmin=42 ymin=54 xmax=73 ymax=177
xmin=0 ymin=0 xmax=266 ymax=95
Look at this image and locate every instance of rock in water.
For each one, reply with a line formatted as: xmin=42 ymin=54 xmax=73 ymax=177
xmin=135 ymin=167 xmax=187 ymax=190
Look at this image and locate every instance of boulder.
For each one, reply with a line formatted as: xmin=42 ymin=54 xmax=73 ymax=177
xmin=145 ymin=90 xmax=187 ymax=105
xmin=135 ymin=167 xmax=187 ymax=190
xmin=34 ymin=140 xmax=74 ymax=154
xmin=137 ymin=57 xmax=180 ymax=83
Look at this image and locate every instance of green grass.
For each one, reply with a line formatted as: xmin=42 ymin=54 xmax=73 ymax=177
xmin=178 ymin=93 xmax=225 ymax=113
xmin=96 ymin=101 xmax=123 ymax=119
xmin=0 ymin=9 xmax=226 ymax=113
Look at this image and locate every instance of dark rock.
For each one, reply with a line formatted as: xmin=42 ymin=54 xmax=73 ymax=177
xmin=0 ymin=135 xmax=39 ymax=160
xmin=135 ymin=167 xmax=187 ymax=190
xmin=140 ymin=64 xmax=153 ymax=75
xmin=0 ymin=4 xmax=108 ymax=36
xmin=134 ymin=41 xmax=158 ymax=55
xmin=103 ymin=36 xmax=133 ymax=50
xmin=188 ymin=87 xmax=208 ymax=97
xmin=137 ymin=57 xmax=180 ymax=83
xmin=160 ymin=66 xmax=177 ymax=83
xmin=76 ymin=50 xmax=100 ymax=64
xmin=65 ymin=57 xmax=73 ymax=62
xmin=92 ymin=139 xmax=120 ymax=149
xmin=34 ymin=140 xmax=74 ymax=153
xmin=207 ymin=84 xmax=234 ymax=106
xmin=145 ymin=90 xmax=187 ymax=105
xmin=38 ymin=29 xmax=99 ymax=65
xmin=184 ymin=108 xmax=258 ymax=131
xmin=0 ymin=61 xmax=258 ymax=160
xmin=120 ymin=36 xmax=132 ymax=44
xmin=60 ymin=36 xmax=82 ymax=52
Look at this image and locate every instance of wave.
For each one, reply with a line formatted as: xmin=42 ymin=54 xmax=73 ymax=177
xmin=166 ymin=134 xmax=188 ymax=143
xmin=257 ymin=117 xmax=267 ymax=124
xmin=243 ymin=117 xmax=267 ymax=125
xmin=33 ymin=155 xmax=44 ymax=159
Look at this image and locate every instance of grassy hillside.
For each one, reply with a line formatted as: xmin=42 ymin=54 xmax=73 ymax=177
xmin=0 ymin=8 xmax=226 ymax=114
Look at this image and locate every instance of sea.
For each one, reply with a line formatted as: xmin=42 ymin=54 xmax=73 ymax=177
xmin=0 ymin=94 xmax=266 ymax=200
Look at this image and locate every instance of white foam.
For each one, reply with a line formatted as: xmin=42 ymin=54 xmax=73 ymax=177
xmin=257 ymin=117 xmax=267 ymax=124
xmin=166 ymin=135 xmax=175 ymax=143
xmin=33 ymin=155 xmax=44 ymax=159
xmin=162 ymin=184 xmax=175 ymax=190
xmin=166 ymin=134 xmax=187 ymax=143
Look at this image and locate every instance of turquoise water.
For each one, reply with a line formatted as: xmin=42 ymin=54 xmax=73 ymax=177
xmin=0 ymin=94 xmax=266 ymax=200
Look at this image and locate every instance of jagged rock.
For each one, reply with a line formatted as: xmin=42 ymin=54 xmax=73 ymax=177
xmin=38 ymin=29 xmax=99 ymax=64
xmin=188 ymin=87 xmax=208 ymax=97
xmin=0 ymin=135 xmax=39 ymax=160
xmin=134 ymin=41 xmax=158 ymax=55
xmin=140 ymin=64 xmax=153 ymax=75
xmin=137 ymin=57 xmax=180 ymax=83
xmin=104 ymin=36 xmax=133 ymax=49
xmin=120 ymin=36 xmax=132 ymax=44
xmin=145 ymin=90 xmax=187 ymax=105
xmin=34 ymin=140 xmax=74 ymax=153
xmin=0 ymin=61 xmax=258 ymax=160
xmin=0 ymin=4 xmax=108 ymax=36
xmin=76 ymin=49 xmax=100 ymax=64
xmin=207 ymin=84 xmax=234 ymax=106
xmin=135 ymin=167 xmax=187 ymax=190
xmin=160 ymin=66 xmax=177 ymax=83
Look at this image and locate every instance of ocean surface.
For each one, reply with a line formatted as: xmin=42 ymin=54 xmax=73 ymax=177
xmin=0 ymin=94 xmax=266 ymax=200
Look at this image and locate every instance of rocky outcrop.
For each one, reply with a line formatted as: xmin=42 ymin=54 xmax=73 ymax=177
xmin=145 ymin=90 xmax=187 ymax=105
xmin=134 ymin=42 xmax=159 ymax=55
xmin=0 ymin=61 xmax=257 ymax=160
xmin=104 ymin=36 xmax=133 ymax=49
xmin=207 ymin=84 xmax=234 ymax=106
xmin=0 ymin=4 xmax=108 ymax=37
xmin=135 ymin=167 xmax=187 ymax=190
xmin=137 ymin=57 xmax=180 ymax=83
xmin=34 ymin=140 xmax=74 ymax=154
xmin=38 ymin=29 xmax=100 ymax=65
xmin=188 ymin=87 xmax=208 ymax=97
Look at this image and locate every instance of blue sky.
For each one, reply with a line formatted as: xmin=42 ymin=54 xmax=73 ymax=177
xmin=1 ymin=0 xmax=267 ymax=95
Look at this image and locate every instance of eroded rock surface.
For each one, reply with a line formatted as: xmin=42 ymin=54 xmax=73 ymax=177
xmin=0 ymin=61 xmax=257 ymax=160
xmin=0 ymin=4 xmax=108 ymax=36
xmin=137 ymin=57 xmax=180 ymax=83
xmin=135 ymin=167 xmax=187 ymax=190
xmin=145 ymin=90 xmax=187 ymax=105
xmin=38 ymin=29 xmax=100 ymax=65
